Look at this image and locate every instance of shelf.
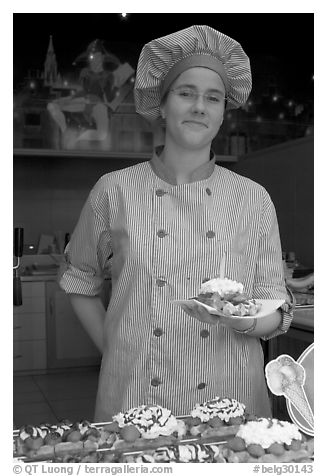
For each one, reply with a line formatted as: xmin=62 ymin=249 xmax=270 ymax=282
xmin=13 ymin=148 xmax=152 ymax=160
xmin=13 ymin=148 xmax=238 ymax=162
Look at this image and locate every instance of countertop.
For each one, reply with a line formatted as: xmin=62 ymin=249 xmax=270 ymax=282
xmin=21 ymin=274 xmax=59 ymax=282
xmin=292 ymin=306 xmax=314 ymax=331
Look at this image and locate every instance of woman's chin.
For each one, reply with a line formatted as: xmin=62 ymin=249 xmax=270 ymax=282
xmin=182 ymin=138 xmax=212 ymax=150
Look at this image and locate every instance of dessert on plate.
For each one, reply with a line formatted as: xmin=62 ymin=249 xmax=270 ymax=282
xmin=195 ymin=277 xmax=262 ymax=317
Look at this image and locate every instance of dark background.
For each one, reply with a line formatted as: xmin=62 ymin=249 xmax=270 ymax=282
xmin=13 ymin=12 xmax=314 ymax=100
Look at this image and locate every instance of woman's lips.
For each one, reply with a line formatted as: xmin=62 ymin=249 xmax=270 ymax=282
xmin=183 ymin=120 xmax=208 ymax=128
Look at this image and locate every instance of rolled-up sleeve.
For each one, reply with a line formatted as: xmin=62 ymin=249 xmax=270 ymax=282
xmin=59 ymin=183 xmax=112 ymax=296
xmin=254 ymin=194 xmax=294 ymax=340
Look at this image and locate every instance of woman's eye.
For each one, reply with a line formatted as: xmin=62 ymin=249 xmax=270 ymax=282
xmin=179 ymin=90 xmax=194 ymax=98
xmin=207 ymin=95 xmax=221 ymax=103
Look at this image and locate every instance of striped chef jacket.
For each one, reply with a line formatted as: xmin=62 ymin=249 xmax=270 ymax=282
xmin=59 ymin=149 xmax=293 ymax=422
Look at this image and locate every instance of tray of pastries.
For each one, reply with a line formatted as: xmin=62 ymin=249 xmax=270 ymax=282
xmin=13 ymin=397 xmax=314 ymax=463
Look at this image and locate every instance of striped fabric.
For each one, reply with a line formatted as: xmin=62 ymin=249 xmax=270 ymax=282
xmin=59 ymin=152 xmax=292 ymax=422
xmin=134 ymin=25 xmax=252 ymax=122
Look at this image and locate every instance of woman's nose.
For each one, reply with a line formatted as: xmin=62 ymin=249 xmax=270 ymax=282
xmin=192 ymin=94 xmax=206 ymax=113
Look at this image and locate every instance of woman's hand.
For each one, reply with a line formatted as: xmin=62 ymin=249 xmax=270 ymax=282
xmin=180 ymin=301 xmax=221 ymax=326
xmin=180 ymin=301 xmax=258 ymax=332
xmin=181 ymin=301 xmax=283 ymax=337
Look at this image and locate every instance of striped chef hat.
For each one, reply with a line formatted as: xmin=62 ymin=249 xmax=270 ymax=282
xmin=134 ymin=25 xmax=252 ymax=122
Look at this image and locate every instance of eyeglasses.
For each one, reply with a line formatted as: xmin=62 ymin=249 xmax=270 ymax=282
xmin=169 ymin=87 xmax=226 ymax=106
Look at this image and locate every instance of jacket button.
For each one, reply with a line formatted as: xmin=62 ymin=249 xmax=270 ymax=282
xmin=206 ymin=188 xmax=212 ymax=196
xmin=157 ymin=230 xmax=168 ymax=238
xmin=151 ymin=378 xmax=161 ymax=387
xmin=156 ymin=189 xmax=166 ymax=197
xmin=197 ymin=382 xmax=206 ymax=390
xmin=153 ymin=328 xmax=163 ymax=337
xmin=206 ymin=230 xmax=216 ymax=239
xmin=200 ymin=329 xmax=210 ymax=338
xmin=156 ymin=279 xmax=166 ymax=287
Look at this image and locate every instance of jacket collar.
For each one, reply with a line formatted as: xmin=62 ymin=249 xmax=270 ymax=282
xmin=149 ymin=146 xmax=216 ymax=185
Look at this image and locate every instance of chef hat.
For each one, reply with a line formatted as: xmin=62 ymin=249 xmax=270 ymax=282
xmin=134 ymin=25 xmax=252 ymax=122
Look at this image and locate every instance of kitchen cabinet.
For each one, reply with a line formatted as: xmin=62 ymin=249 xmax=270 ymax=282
xmin=46 ymin=280 xmax=111 ymax=369
xmin=14 ymin=277 xmax=111 ymax=373
xmin=266 ymin=307 xmax=314 ymax=422
xmin=13 ymin=282 xmax=47 ymax=372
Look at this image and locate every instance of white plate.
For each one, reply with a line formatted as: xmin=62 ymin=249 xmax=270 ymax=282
xmin=173 ymin=298 xmax=285 ymax=320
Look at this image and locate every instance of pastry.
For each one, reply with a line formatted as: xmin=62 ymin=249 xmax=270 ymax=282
xmin=187 ymin=396 xmax=248 ymax=438
xmin=15 ymin=420 xmax=101 ymax=460
xmin=13 ymin=402 xmax=314 ymax=464
xmin=223 ymin=418 xmax=314 ymax=463
xmin=195 ymin=277 xmax=262 ymax=317
xmin=112 ymin=404 xmax=186 ymax=440
xmin=121 ymin=443 xmax=226 ymax=463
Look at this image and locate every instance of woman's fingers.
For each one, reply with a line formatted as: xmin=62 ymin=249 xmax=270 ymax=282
xmin=181 ymin=303 xmax=219 ymax=325
xmin=195 ymin=304 xmax=218 ymax=324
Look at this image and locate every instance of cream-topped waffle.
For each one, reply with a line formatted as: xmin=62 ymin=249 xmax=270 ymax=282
xmin=191 ymin=396 xmax=246 ymax=423
xmin=113 ymin=404 xmax=186 ymax=439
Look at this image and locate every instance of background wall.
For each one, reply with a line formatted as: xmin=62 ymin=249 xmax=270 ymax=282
xmin=229 ymin=135 xmax=314 ymax=268
xmin=13 ymin=156 xmax=141 ymax=248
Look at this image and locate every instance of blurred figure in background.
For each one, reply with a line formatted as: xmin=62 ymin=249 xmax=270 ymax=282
xmin=47 ymin=39 xmax=120 ymax=148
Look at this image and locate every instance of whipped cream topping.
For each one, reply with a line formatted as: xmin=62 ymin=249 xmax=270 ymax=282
xmin=134 ymin=444 xmax=221 ymax=463
xmin=37 ymin=427 xmax=49 ymax=439
xmin=236 ymin=418 xmax=302 ymax=448
xmin=191 ymin=397 xmax=245 ymax=423
xmin=19 ymin=421 xmax=75 ymax=441
xmin=50 ymin=425 xmax=66 ymax=437
xmin=19 ymin=420 xmax=94 ymax=442
xmin=19 ymin=425 xmax=49 ymax=440
xmin=113 ymin=405 xmax=186 ymax=439
xmin=200 ymin=277 xmax=244 ymax=297
xmin=60 ymin=424 xmax=72 ymax=431
xmin=178 ymin=443 xmax=220 ymax=462
xmin=78 ymin=420 xmax=92 ymax=435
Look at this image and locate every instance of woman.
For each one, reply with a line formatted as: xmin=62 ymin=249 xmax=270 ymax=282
xmin=59 ymin=25 xmax=293 ymax=422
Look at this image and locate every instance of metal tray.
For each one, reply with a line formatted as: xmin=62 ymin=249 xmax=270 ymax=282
xmin=13 ymin=417 xmax=231 ymax=462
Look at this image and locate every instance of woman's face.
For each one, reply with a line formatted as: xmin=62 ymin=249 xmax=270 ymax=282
xmin=160 ymin=67 xmax=226 ymax=151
